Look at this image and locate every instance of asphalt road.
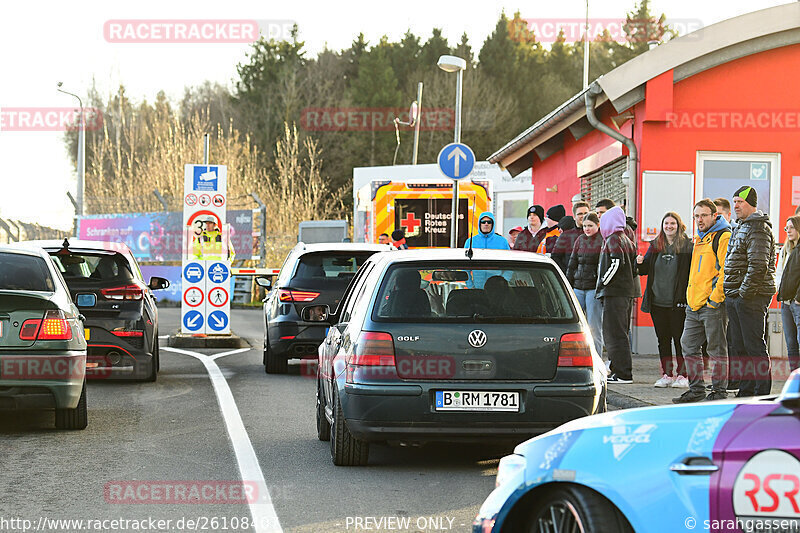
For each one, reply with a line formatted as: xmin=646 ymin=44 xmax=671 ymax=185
xmin=0 ymin=306 xmax=511 ymax=533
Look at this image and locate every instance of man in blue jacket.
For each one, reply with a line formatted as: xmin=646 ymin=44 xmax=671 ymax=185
xmin=463 ymin=212 xmax=509 ymax=289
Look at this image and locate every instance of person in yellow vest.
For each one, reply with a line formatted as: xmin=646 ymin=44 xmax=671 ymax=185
xmin=198 ymin=215 xmax=236 ymax=262
xmin=536 ymin=205 xmax=566 ymax=255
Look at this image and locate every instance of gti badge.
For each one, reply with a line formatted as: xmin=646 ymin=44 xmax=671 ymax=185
xmin=468 ymin=330 xmax=487 ymax=348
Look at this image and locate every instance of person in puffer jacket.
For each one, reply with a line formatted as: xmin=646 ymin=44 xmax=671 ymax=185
xmin=463 ymin=211 xmax=510 ymax=288
xmin=596 ymin=206 xmax=639 ymax=383
xmin=566 ymin=211 xmax=603 ymax=356
xmin=723 ymin=186 xmax=777 ymax=397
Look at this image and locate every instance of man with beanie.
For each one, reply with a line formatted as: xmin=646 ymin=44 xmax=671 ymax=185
xmin=596 ymin=206 xmax=639 ymax=383
xmin=724 ymin=186 xmax=776 ymax=397
xmin=391 ymin=229 xmax=409 ymax=249
xmin=535 ymin=205 xmax=566 ymax=254
xmin=513 ymin=205 xmax=544 ymax=252
xmin=673 ymin=199 xmax=732 ymax=404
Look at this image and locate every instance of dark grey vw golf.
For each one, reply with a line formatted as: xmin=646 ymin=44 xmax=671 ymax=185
xmin=312 ymin=248 xmax=607 ymax=466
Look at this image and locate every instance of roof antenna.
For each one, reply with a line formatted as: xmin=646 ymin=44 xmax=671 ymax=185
xmin=465 ymin=192 xmax=474 ymax=260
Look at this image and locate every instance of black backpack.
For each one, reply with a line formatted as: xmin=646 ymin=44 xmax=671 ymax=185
xmin=711 ymin=228 xmax=731 ymax=269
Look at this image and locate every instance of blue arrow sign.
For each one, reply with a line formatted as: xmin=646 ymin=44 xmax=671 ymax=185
xmin=183 ymin=262 xmax=204 ymax=283
xmin=208 ymin=310 xmax=229 ymax=332
xmin=183 ymin=310 xmax=204 ymax=332
xmin=437 ymin=142 xmax=475 ymax=180
xmin=208 ymin=262 xmax=229 ymax=284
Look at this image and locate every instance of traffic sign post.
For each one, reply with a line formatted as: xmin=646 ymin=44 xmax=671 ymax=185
xmin=181 ymin=164 xmax=230 ymax=334
xmin=438 ymin=143 xmax=475 ymax=248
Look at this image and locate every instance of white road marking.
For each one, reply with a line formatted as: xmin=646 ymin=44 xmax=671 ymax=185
xmin=162 ymin=346 xmax=282 ymax=533
xmin=211 ymin=347 xmax=251 ymax=360
xmin=158 ymin=335 xmax=170 ymax=339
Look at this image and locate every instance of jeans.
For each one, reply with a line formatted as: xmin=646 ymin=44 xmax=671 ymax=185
xmin=574 ymin=288 xmax=603 ymax=356
xmin=782 ymin=301 xmax=800 ymax=371
xmin=650 ymin=305 xmax=687 ymax=377
xmin=602 ymin=296 xmax=633 ymax=380
xmin=681 ymin=305 xmax=728 ymax=394
xmin=727 ymin=294 xmax=772 ymax=397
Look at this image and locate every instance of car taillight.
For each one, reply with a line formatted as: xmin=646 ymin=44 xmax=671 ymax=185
xmin=350 ymin=332 xmax=396 ymax=366
xmin=20 ymin=310 xmax=72 ymax=341
xmin=111 ymin=330 xmax=143 ymax=337
xmin=101 ymin=284 xmax=143 ymax=300
xmin=278 ymin=289 xmax=320 ymax=303
xmin=558 ymin=332 xmax=593 ymax=367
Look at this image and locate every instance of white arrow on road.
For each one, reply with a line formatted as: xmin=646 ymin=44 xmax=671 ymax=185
xmin=212 ymin=314 xmax=226 ymax=328
xmin=447 ymin=146 xmax=467 ymax=177
xmin=186 ymin=314 xmax=200 ymax=328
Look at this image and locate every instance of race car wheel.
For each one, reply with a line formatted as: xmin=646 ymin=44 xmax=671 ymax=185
xmin=330 ymin=389 xmax=368 ymax=466
xmin=524 ymin=486 xmax=631 ymax=533
xmin=55 ymin=380 xmax=88 ymax=430
xmin=316 ymin=376 xmax=331 ymax=441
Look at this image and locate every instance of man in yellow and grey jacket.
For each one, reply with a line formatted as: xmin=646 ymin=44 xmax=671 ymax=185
xmin=674 ymin=199 xmax=732 ymax=404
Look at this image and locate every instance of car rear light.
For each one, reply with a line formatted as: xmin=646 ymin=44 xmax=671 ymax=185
xmin=278 ymin=289 xmax=320 ymax=303
xmin=111 ymin=330 xmax=144 ymax=337
xmin=101 ymin=284 xmax=144 ymax=300
xmin=20 ymin=310 xmax=72 ymax=341
xmin=19 ymin=319 xmax=41 ymax=340
xmin=351 ymin=332 xmax=396 ymax=366
xmin=558 ymin=332 xmax=593 ymax=367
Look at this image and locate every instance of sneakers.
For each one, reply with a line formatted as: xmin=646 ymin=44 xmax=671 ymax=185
xmin=703 ymin=390 xmax=728 ymax=401
xmin=608 ymin=373 xmax=633 ymax=384
xmin=672 ymin=375 xmax=689 ymax=388
xmin=672 ymin=390 xmax=706 ymax=404
xmin=654 ymin=374 xmax=674 ymax=388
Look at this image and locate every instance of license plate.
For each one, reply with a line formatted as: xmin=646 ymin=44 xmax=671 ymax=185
xmin=84 ymin=328 xmax=90 ymax=340
xmin=435 ymin=390 xmax=520 ymax=412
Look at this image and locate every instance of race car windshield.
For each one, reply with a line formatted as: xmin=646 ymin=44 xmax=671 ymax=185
xmin=374 ymin=261 xmax=576 ymax=323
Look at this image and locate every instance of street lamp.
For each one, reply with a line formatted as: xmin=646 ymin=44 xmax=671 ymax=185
xmin=57 ymin=82 xmax=85 ymax=217
xmin=437 ymin=54 xmax=467 ymax=248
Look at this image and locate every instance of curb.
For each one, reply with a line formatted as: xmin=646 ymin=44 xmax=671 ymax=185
xmin=607 ymin=389 xmax=653 ymax=410
xmin=168 ymin=332 xmax=251 ymax=349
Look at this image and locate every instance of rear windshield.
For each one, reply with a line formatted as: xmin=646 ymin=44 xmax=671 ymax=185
xmin=373 ymin=261 xmax=576 ymax=323
xmin=290 ymin=252 xmax=374 ymax=289
xmin=49 ymin=252 xmax=135 ymax=282
xmin=0 ymin=252 xmax=55 ymax=292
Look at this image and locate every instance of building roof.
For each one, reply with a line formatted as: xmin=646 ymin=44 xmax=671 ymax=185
xmin=489 ymin=3 xmax=800 ymax=174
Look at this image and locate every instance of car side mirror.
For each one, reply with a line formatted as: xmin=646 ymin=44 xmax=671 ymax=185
xmin=255 ymin=276 xmax=272 ymax=290
xmin=302 ymin=305 xmax=331 ymax=323
xmin=779 ymin=369 xmax=800 ymax=411
xmin=148 ymin=276 xmax=170 ymax=290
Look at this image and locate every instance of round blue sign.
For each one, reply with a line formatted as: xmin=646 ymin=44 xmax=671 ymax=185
xmin=183 ymin=262 xmax=204 ymax=283
xmin=437 ymin=142 xmax=475 ymax=180
xmin=208 ymin=262 xmax=229 ymax=284
xmin=207 ymin=310 xmax=229 ymax=332
xmin=182 ymin=310 xmax=204 ymax=332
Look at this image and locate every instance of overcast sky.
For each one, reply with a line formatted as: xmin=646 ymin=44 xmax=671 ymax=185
xmin=0 ymin=0 xmax=790 ymax=229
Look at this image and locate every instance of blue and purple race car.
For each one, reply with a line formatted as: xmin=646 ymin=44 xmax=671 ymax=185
xmin=474 ymin=370 xmax=800 ymax=532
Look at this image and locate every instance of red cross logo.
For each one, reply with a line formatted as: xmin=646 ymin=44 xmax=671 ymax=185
xmin=400 ymin=212 xmax=421 ymax=234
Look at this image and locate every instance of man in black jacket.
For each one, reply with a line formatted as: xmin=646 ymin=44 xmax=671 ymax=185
xmin=723 ymin=186 xmax=777 ymax=397
xmin=551 ymin=201 xmax=590 ymax=272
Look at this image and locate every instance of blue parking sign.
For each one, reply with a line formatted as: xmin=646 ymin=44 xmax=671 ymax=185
xmin=208 ymin=310 xmax=229 ymax=332
xmin=208 ymin=262 xmax=229 ymax=284
xmin=183 ymin=310 xmax=204 ymax=332
xmin=183 ymin=262 xmax=204 ymax=283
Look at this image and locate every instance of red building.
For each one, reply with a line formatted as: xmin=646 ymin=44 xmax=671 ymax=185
xmin=489 ymin=4 xmax=798 ymax=354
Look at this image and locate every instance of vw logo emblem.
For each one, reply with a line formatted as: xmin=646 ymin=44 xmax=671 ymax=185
xmin=468 ymin=330 xmax=487 ymax=348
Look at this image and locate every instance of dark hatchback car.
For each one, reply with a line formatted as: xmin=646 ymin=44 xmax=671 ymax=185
xmin=30 ymin=239 xmax=169 ymax=382
xmin=257 ymin=242 xmax=391 ymax=374
xmin=313 ymin=249 xmax=607 ymax=466
xmin=0 ymin=246 xmax=88 ymax=429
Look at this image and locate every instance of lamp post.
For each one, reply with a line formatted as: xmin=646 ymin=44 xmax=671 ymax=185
xmin=437 ymin=55 xmax=467 ymax=248
xmin=57 ymin=82 xmax=85 ymax=217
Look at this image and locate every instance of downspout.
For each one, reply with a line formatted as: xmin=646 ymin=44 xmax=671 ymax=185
xmin=585 ymin=81 xmax=640 ymax=353
xmin=584 ymin=82 xmax=638 ymax=222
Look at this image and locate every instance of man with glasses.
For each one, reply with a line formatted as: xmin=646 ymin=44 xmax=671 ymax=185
xmin=674 ymin=199 xmax=732 ymax=403
xmin=723 ymin=186 xmax=776 ymax=397
xmin=463 ymin=212 xmax=510 ymax=251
